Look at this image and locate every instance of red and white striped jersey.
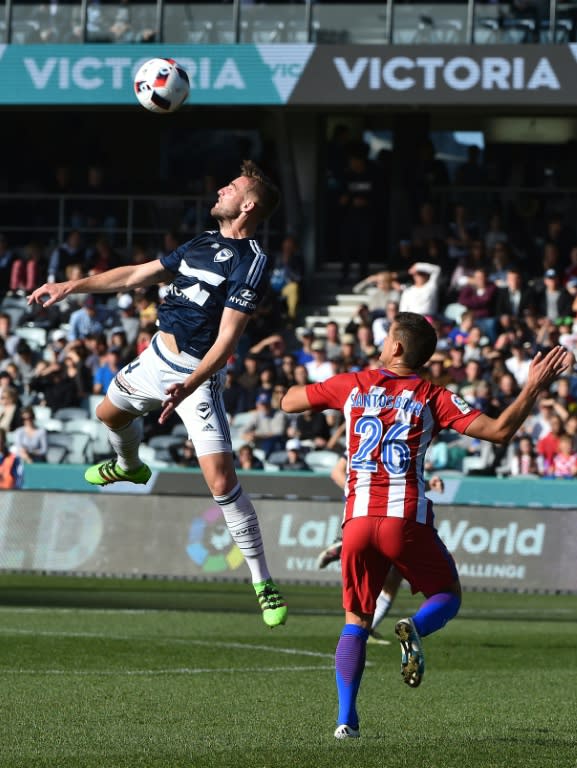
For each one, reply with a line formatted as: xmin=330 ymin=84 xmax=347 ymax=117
xmin=306 ymin=368 xmax=481 ymax=526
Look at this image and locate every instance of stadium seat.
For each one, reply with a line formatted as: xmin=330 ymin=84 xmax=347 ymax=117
xmin=171 ymin=422 xmax=188 ymax=437
xmin=45 ymin=444 xmax=68 ymax=464
xmin=14 ymin=326 xmax=47 ymax=351
xmin=53 ymin=407 xmax=90 ymax=422
xmin=304 ymin=450 xmax=340 ymax=472
xmin=46 ymin=431 xmax=92 ymax=464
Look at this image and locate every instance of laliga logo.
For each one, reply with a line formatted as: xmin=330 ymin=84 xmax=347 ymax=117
xmin=187 ymin=506 xmax=244 ymax=573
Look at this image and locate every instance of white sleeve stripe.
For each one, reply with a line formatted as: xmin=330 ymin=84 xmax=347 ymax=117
xmin=246 ymin=247 xmax=267 ymax=288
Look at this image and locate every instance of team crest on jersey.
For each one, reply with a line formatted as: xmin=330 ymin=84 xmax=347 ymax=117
xmin=451 ymin=393 xmax=472 ymax=415
xmin=196 ymin=402 xmax=212 ymax=420
xmin=214 ymin=248 xmax=234 ymax=262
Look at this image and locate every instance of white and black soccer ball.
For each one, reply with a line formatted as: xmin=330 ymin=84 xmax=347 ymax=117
xmin=133 ymin=57 xmax=190 ymax=114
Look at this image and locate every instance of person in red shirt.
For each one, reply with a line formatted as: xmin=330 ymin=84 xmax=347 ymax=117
xmin=282 ymin=311 xmax=572 ymax=740
xmin=536 ymin=412 xmax=565 ymax=473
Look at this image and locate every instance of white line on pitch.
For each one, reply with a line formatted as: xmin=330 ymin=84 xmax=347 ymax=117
xmin=0 ymin=665 xmax=338 ymax=676
xmin=0 ymin=628 xmax=337 ymax=659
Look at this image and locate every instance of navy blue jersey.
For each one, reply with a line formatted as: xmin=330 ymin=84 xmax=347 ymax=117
xmin=158 ymin=230 xmax=269 ymax=357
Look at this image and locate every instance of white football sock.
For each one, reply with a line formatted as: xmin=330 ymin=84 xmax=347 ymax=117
xmin=106 ymin=418 xmax=144 ymax=471
xmin=371 ymin=591 xmax=393 ymax=631
xmin=214 ymin=483 xmax=271 ymax=584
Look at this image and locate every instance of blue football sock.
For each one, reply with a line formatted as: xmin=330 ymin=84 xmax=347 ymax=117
xmin=335 ymin=624 xmax=369 ymax=728
xmin=412 ymin=592 xmax=461 ymax=637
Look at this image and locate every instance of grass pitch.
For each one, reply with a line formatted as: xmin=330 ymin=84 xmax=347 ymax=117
xmin=0 ymin=576 xmax=576 ymax=768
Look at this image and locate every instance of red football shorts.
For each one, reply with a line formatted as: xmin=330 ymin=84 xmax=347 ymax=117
xmin=341 ymin=515 xmax=458 ymax=615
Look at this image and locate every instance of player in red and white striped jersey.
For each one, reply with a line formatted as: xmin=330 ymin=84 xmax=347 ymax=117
xmin=282 ymin=311 xmax=572 ymax=739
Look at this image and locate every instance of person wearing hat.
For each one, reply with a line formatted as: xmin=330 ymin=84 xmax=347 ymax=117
xmin=534 ymin=268 xmax=573 ymax=322
xmin=306 ymin=340 xmax=333 ymax=383
xmin=241 ymin=391 xmax=289 ymax=458
xmin=278 ymin=437 xmax=311 ymax=471
xmin=116 ymin=293 xmax=140 ymax=348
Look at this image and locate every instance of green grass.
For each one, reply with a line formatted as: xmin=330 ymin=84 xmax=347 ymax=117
xmin=0 ymin=577 xmax=576 ymax=768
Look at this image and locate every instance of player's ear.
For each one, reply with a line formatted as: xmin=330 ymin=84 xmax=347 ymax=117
xmin=241 ymin=198 xmax=256 ymax=213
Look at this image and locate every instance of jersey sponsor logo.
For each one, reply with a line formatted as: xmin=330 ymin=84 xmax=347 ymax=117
xmin=240 ymin=288 xmax=257 ymax=302
xmin=229 ymin=294 xmax=257 ymax=310
xmin=202 ymin=423 xmax=216 ymax=431
xmin=211 ymin=242 xmax=220 ymax=249
xmin=196 ymin=402 xmax=212 ymax=420
xmin=451 ymin=393 xmax=472 ymax=415
xmin=214 ymin=248 xmax=234 ymax=262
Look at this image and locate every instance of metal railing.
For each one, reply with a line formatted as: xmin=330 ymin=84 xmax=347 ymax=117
xmin=0 ymin=192 xmax=273 ymax=254
xmin=1 ymin=1 xmax=575 ymax=46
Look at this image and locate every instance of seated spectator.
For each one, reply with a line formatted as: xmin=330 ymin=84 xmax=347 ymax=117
xmin=115 ymin=293 xmax=140 ymax=348
xmin=398 ymin=262 xmax=442 ymax=317
xmin=8 ymin=241 xmax=46 ymax=296
xmin=458 ymin=359 xmax=485 ymax=404
xmin=324 ymin=321 xmax=342 ymax=361
xmin=93 ymin=346 xmax=122 ymax=394
xmin=47 ymin=229 xmax=85 ymax=283
xmin=135 ymin=289 xmax=158 ymax=327
xmin=30 ymin=359 xmax=85 ymax=411
xmin=278 ymin=438 xmax=311 ymax=472
xmin=446 ymin=345 xmax=467 ymax=384
xmin=457 ymin=267 xmax=498 ymax=342
xmin=289 ymin=407 xmax=331 ymax=450
xmin=510 ymin=435 xmax=540 ymax=477
xmin=546 ymin=433 xmax=577 ymax=478
xmin=536 ymin=412 xmax=565 ymax=474
xmin=305 ymin=341 xmax=333 ymax=383
xmin=0 ymin=386 xmax=21 ymax=432
xmin=0 ymin=312 xmax=20 ymax=357
xmin=294 ymin=328 xmax=315 ymax=366
xmin=234 ymin=443 xmax=264 ymax=471
xmin=249 ymin=334 xmax=287 ymax=374
xmin=422 ymin=352 xmax=452 ymax=387
xmin=447 ymin=310 xmax=475 ymax=347
xmin=68 ymin=296 xmax=105 ymax=342
xmin=353 ymin=270 xmax=401 ymax=320
xmin=277 ymin=354 xmax=298 ymax=389
xmin=222 ymin=369 xmax=246 ymax=419
xmin=505 ymin=341 xmax=532 ymax=387
xmin=533 ymin=268 xmax=573 ymax=322
xmin=371 ymin=300 xmax=399 ymax=347
xmin=241 ymin=392 xmax=288 ymax=457
xmin=85 ymin=236 xmax=121 ymax=276
xmin=11 ymin=407 xmax=47 ymax=463
xmin=0 ymin=428 xmax=23 ymax=488
xmin=169 ymin=439 xmax=200 ymax=468
xmin=494 ymin=266 xmax=535 ymax=320
xmin=269 ymin=234 xmax=303 ymax=324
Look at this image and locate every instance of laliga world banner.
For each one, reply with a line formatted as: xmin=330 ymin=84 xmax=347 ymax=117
xmin=0 ymin=491 xmax=576 ymax=592
xmin=2 ymin=43 xmax=577 ymax=105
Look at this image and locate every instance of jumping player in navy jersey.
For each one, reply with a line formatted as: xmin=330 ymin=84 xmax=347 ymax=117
xmin=28 ymin=161 xmax=287 ymax=629
xmin=282 ymin=311 xmax=572 ymax=738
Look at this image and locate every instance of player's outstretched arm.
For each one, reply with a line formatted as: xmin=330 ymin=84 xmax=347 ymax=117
xmin=280 ymin=385 xmax=311 ymax=414
xmin=27 ymin=260 xmax=172 ymax=307
xmin=464 ymin=346 xmax=573 ymax=445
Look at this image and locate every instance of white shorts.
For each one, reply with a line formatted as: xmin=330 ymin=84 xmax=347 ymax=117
xmin=107 ymin=333 xmax=232 ymax=457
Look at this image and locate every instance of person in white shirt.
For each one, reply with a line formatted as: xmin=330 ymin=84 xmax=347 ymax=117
xmin=398 ymin=262 xmax=441 ymax=317
xmin=305 ymin=341 xmax=334 ymax=382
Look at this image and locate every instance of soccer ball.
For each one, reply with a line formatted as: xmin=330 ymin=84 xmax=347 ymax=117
xmin=133 ymin=57 xmax=190 ymax=114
